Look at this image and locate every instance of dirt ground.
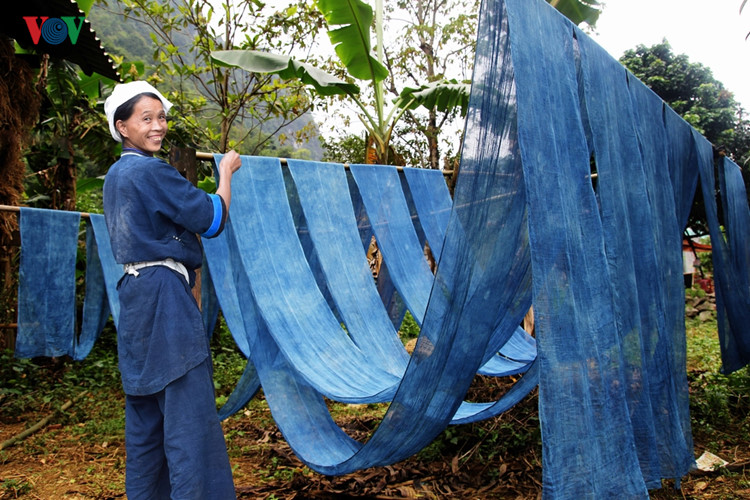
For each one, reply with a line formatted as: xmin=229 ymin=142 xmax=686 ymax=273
xmin=1 ymin=377 xmax=748 ymax=500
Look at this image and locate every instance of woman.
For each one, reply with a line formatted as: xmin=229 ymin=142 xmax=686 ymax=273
xmin=103 ymin=80 xmax=241 ymax=499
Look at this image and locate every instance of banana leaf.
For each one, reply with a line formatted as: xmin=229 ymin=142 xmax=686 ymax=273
xmin=549 ymin=0 xmax=601 ymax=27
xmin=211 ymin=49 xmax=360 ymax=97
xmin=398 ymin=80 xmax=471 ymax=117
xmin=315 ymin=0 xmax=389 ymax=83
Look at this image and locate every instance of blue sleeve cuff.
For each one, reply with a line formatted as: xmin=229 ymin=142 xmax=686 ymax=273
xmin=201 ymin=194 xmax=226 ymax=238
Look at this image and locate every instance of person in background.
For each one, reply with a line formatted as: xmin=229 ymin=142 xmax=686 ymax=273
xmin=103 ymin=80 xmax=240 ymax=499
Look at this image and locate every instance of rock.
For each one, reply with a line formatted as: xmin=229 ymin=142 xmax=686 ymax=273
xmin=698 ymin=310 xmax=714 ymax=322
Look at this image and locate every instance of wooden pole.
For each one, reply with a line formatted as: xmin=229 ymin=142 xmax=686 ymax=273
xmin=168 ymin=147 xmax=203 ymax=309
xmin=0 ymin=204 xmax=92 ymax=219
xmin=193 ymin=151 xmax=455 ymax=177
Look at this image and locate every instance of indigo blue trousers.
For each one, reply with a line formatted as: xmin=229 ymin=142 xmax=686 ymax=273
xmin=124 ymin=359 xmax=236 ymax=499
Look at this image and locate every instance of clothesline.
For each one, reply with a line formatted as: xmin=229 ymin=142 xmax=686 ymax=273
xmin=0 ymin=204 xmax=92 ymax=219
xmin=193 ymin=151 xmax=456 ymax=177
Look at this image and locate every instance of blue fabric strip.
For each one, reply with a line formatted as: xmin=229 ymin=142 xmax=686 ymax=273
xmin=626 ymin=71 xmax=695 ymax=475
xmin=715 ymin=157 xmax=750 ymax=372
xmin=505 ymin=0 xmax=650 ymax=496
xmin=349 ymin=164 xmax=435 ymax=325
xmin=216 ymin=155 xmax=402 ymax=404
xmin=698 ymin=150 xmax=750 ymax=373
xmin=16 ymin=208 xmax=81 ymax=358
xmin=401 ymin=167 xmax=452 ymax=261
xmin=287 ymin=159 xmax=409 ymax=375
xmin=663 ymin=106 xmax=700 ymax=229
xmin=74 ymin=221 xmax=111 ymax=360
xmin=88 ymin=214 xmax=122 ymax=328
xmin=576 ymin=27 xmax=694 ymax=486
xmin=201 ymin=194 xmax=224 ymax=238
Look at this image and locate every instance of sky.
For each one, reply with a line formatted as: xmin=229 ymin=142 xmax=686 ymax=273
xmin=590 ymin=0 xmax=750 ymax=110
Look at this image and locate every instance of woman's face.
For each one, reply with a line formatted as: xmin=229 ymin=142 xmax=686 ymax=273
xmin=116 ymin=96 xmax=167 ymax=154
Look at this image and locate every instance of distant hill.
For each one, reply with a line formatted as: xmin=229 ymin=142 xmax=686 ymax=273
xmin=88 ymin=2 xmax=323 ymax=160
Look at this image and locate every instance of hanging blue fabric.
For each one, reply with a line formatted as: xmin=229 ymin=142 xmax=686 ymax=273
xmin=74 ymin=219 xmax=111 ymax=360
xmin=202 ymin=218 xmax=262 ymax=418
xmin=627 ymin=71 xmax=695 ymax=477
xmin=697 ymin=147 xmax=750 ymax=373
xmin=505 ymin=0 xmax=660 ymax=495
xmin=349 ymin=164 xmax=435 ymax=326
xmin=663 ymin=106 xmax=701 ymax=229
xmin=286 ymin=159 xmax=410 ymax=375
xmin=88 ymin=214 xmax=122 ymax=328
xmin=16 ymin=208 xmax=81 ymax=358
xmin=16 ymin=210 xmax=117 ymax=360
xmin=401 ymin=167 xmax=452 ymax=261
xmin=212 ymin=156 xmax=403 ymax=404
xmin=576 ymin=27 xmax=694 ymax=487
xmin=715 ymin=157 xmax=750 ymax=372
xmin=203 ymin=0 xmax=535 ymax=462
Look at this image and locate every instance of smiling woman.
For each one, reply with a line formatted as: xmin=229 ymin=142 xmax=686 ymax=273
xmin=113 ymin=95 xmax=168 ymax=154
xmin=101 ymin=80 xmax=243 ymax=500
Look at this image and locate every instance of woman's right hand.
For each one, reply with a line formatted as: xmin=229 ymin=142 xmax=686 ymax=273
xmin=219 ymin=150 xmax=242 ymax=177
xmin=215 ymin=150 xmax=241 ymax=210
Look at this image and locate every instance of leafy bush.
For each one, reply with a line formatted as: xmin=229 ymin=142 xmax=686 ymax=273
xmin=210 ymin=315 xmax=248 ymax=399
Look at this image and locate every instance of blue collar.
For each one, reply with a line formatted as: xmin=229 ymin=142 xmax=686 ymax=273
xmin=121 ymin=147 xmax=153 ymax=157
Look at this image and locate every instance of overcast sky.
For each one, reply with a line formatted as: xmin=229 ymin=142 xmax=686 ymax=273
xmin=590 ymin=0 xmax=750 ymax=110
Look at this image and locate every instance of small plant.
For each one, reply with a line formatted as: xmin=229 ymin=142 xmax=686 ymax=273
xmin=398 ymin=311 xmax=420 ymax=343
xmin=1 ymin=478 xmax=32 ymax=496
xmin=210 ymin=315 xmax=248 ymax=400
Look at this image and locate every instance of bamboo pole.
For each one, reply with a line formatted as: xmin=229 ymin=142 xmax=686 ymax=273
xmin=193 ymin=151 xmax=456 ymax=177
xmin=0 ymin=204 xmax=92 ymax=219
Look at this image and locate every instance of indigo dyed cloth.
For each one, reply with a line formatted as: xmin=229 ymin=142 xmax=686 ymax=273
xmin=16 ymin=208 xmax=81 ymax=358
xmin=88 ymin=214 xmax=123 ymax=328
xmin=699 ymin=153 xmax=750 ymax=373
xmin=206 ymin=146 xmax=534 ymax=472
xmin=75 ymin=219 xmax=111 ymax=360
xmin=16 ymin=210 xmax=119 ymax=361
xmin=505 ymin=0 xmax=698 ymax=495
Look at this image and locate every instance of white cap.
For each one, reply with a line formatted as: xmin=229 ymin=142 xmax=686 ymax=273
xmin=104 ymin=81 xmax=173 ymax=142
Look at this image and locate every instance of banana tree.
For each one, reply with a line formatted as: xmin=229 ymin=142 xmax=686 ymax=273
xmin=213 ymin=0 xmax=471 ymax=165
xmin=212 ymin=0 xmax=600 ymax=165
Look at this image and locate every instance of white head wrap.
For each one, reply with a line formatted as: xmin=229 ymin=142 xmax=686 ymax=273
xmin=104 ymin=81 xmax=173 ymax=142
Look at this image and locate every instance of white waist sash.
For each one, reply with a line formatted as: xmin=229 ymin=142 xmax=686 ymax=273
xmin=123 ymin=258 xmax=189 ymax=284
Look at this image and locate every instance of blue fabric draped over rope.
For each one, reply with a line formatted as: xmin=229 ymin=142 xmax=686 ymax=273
xmin=12 ymin=0 xmax=750 ymax=496
xmin=15 ymin=209 xmax=113 ymax=360
xmin=698 ymin=153 xmax=750 ymax=373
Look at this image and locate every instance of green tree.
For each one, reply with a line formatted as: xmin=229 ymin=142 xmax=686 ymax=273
xmin=117 ymin=0 xmax=324 ymax=155
xmin=321 ymin=133 xmax=367 ymax=164
xmin=620 ymin=40 xmax=739 ymax=150
xmin=620 ymin=40 xmax=750 ymax=233
xmin=215 ymin=0 xmax=602 ymax=167
xmin=24 ymin=61 xmax=120 ymax=210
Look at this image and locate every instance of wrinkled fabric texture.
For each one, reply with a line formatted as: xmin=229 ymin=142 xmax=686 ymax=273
xmin=505 ymin=0 xmax=697 ymax=495
xmin=88 ymin=214 xmax=123 ymax=328
xmin=699 ymin=153 xmax=750 ymax=373
xmin=16 ymin=209 xmax=112 ymax=361
xmin=16 ymin=208 xmax=81 ymax=358
xmin=76 ymin=219 xmax=112 ymax=360
xmin=103 ymin=153 xmax=218 ymax=279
